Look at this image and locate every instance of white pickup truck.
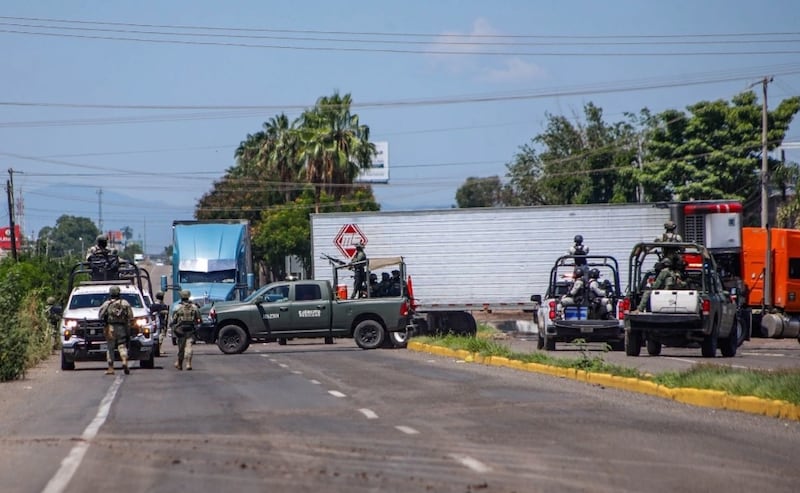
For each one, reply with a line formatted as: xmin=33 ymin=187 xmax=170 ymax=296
xmin=623 ymin=242 xmax=743 ymax=358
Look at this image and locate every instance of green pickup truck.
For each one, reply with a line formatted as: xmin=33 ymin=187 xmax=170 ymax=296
xmin=205 ymin=278 xmax=415 ymax=354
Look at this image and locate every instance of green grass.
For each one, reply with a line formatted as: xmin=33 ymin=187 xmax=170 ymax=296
xmin=417 ymin=325 xmax=800 ymax=405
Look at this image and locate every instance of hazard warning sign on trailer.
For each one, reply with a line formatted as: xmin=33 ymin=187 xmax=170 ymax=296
xmin=334 ymin=224 xmax=367 ymax=259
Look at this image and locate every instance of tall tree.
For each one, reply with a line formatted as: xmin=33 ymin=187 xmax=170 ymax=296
xmin=642 ymin=91 xmax=800 ymax=206
xmin=37 ymin=215 xmax=99 ymax=259
xmin=455 ymin=176 xmax=503 ymax=208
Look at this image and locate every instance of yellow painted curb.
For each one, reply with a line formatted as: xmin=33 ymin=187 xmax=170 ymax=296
xmin=406 ymin=341 xmax=800 ymax=422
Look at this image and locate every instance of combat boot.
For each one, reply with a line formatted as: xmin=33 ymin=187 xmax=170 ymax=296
xmin=175 ymin=359 xmax=183 ymax=370
xmin=122 ymin=356 xmax=130 ymax=375
xmin=185 ymin=357 xmax=192 ymax=371
xmin=105 ymin=364 xmax=115 ymax=375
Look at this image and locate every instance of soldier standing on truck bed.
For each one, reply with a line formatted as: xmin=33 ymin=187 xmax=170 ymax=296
xmin=569 ymin=235 xmax=589 ymax=266
xmin=348 ymin=241 xmax=368 ymax=299
xmin=98 ymin=285 xmax=133 ymax=375
xmin=171 ymin=290 xmax=201 ymax=371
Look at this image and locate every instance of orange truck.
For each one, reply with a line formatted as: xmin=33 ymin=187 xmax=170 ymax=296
xmin=740 ymin=227 xmax=800 ymax=340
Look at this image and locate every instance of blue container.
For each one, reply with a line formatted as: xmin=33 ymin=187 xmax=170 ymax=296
xmin=564 ymin=306 xmax=588 ymax=320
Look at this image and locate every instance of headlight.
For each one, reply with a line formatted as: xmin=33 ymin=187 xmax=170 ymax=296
xmin=134 ymin=317 xmax=150 ymax=328
xmin=64 ymin=319 xmax=79 ymax=329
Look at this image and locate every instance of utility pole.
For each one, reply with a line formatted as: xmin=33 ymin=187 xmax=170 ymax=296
xmin=97 ymin=188 xmax=104 ymax=233
xmin=6 ymin=169 xmax=17 ymax=261
xmin=759 ymin=76 xmax=773 ymax=228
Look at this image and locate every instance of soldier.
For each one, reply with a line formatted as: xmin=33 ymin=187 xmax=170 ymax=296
xmin=86 ymin=234 xmax=120 ymax=281
xmin=149 ymin=291 xmax=170 ymax=354
xmin=377 ymin=272 xmax=392 ymax=297
xmin=390 ymin=269 xmax=404 ymax=297
xmin=44 ymin=296 xmax=63 ymax=350
xmin=656 ymin=220 xmax=683 ymax=243
xmin=86 ymin=234 xmax=117 ymax=260
xmin=368 ymin=273 xmax=379 ymax=297
xmin=568 ymin=235 xmax=590 ymax=266
xmin=587 ymin=268 xmax=612 ymax=319
xmin=170 ymin=290 xmax=201 ymax=371
xmin=348 ymin=241 xmax=368 ymax=299
xmin=561 ymin=267 xmax=586 ymax=307
xmin=98 ymin=285 xmax=133 ymax=375
xmin=636 ymin=258 xmax=677 ymax=313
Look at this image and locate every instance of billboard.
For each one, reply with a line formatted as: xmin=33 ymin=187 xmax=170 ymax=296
xmin=356 ymin=141 xmax=389 ymax=184
xmin=0 ymin=225 xmax=22 ymax=251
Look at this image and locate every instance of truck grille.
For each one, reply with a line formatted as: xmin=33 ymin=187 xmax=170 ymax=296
xmin=75 ymin=320 xmax=106 ymax=340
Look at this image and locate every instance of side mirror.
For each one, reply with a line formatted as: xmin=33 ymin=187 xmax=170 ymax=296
xmin=160 ymin=275 xmax=168 ymax=292
xmin=531 ymin=294 xmax=542 ymax=304
xmin=247 ymin=273 xmax=255 ymax=290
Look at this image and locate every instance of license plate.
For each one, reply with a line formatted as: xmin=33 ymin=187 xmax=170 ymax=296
xmin=580 ymin=327 xmax=594 ymax=334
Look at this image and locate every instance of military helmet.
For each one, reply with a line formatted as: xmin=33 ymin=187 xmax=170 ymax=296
xmin=46 ymin=296 xmax=56 ymax=305
xmin=574 ymin=234 xmax=583 ymax=244
xmin=109 ymin=286 xmax=121 ymax=296
xmin=589 ymin=268 xmax=600 ymax=279
xmin=574 ymin=267 xmax=585 ymax=277
xmin=155 ymin=291 xmax=165 ymax=301
xmin=180 ymin=290 xmax=191 ymax=300
xmin=664 ymin=220 xmax=677 ymax=232
xmin=661 ymin=257 xmax=672 ymax=268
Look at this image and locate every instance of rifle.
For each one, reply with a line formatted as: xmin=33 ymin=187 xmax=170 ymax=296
xmin=321 ymin=253 xmax=346 ymax=266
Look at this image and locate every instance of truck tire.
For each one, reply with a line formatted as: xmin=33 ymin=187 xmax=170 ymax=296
xmin=720 ymin=318 xmax=740 ymax=358
xmin=386 ymin=330 xmax=408 ymax=349
xmin=353 ymin=320 xmax=385 ymax=350
xmin=701 ymin=324 xmax=718 ymax=358
xmin=61 ymin=352 xmax=75 ymax=371
xmin=625 ymin=330 xmax=642 ymax=357
xmin=324 ymin=336 xmax=335 ymax=345
xmin=646 ymin=338 xmax=662 ymax=356
xmin=154 ymin=342 xmax=161 ymax=358
xmin=217 ymin=325 xmax=250 ymax=354
xmin=278 ymin=338 xmax=287 ymax=346
xmin=140 ymin=351 xmax=155 ymax=369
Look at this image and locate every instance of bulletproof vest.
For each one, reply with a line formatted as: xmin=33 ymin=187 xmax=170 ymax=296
xmin=176 ymin=302 xmax=197 ymax=325
xmin=106 ymin=299 xmax=128 ymax=324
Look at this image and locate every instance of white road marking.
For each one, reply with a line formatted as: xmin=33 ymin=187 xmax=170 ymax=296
xmin=291 ymin=370 xmax=303 ymax=374
xmin=395 ymin=425 xmax=420 ymax=435
xmin=663 ymin=357 xmax=698 ymax=365
xmin=259 ymin=354 xmax=269 ymax=358
xmin=449 ymin=454 xmax=492 ymax=473
xmin=310 ymin=379 xmax=321 ymax=385
xmin=741 ymin=352 xmax=785 ymax=357
xmin=328 ymin=390 xmax=347 ymax=398
xmin=269 ymin=358 xmax=278 ymax=363
xmin=359 ymin=408 xmax=379 ymax=419
xmin=42 ymin=376 xmax=124 ymax=493
xmin=278 ymin=363 xmax=289 ymax=368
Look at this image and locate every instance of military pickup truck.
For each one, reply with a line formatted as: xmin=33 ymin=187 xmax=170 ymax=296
xmin=623 ymin=242 xmax=744 ymax=358
xmin=204 ymin=277 xmax=415 ymax=354
xmin=532 ymin=254 xmax=624 ymax=351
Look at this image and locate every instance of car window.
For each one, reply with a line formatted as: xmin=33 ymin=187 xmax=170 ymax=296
xmin=262 ymin=284 xmax=289 ymax=302
xmin=295 ymin=284 xmax=322 ymax=301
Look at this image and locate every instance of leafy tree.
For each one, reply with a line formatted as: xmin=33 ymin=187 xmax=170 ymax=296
xmin=503 ymin=103 xmax=645 ymax=205
xmin=642 ymin=91 xmax=800 ymax=208
xmin=455 ymin=176 xmax=503 ymax=207
xmin=36 ymin=215 xmax=99 ymax=259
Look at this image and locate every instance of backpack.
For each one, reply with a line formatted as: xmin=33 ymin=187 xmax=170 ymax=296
xmin=177 ymin=303 xmax=197 ymax=324
xmin=107 ymin=299 xmax=128 ymax=323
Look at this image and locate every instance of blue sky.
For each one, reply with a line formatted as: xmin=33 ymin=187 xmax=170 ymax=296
xmin=1 ymin=0 xmax=799 ymax=253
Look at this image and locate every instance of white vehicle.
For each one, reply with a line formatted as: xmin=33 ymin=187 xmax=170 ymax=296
xmin=310 ymin=204 xmax=669 ymax=335
xmin=60 ymin=261 xmax=156 ymax=371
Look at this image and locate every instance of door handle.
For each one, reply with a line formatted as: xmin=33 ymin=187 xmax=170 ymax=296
xmin=316 ymin=305 xmax=326 ymax=310
xmin=279 ymin=307 xmax=289 ymax=312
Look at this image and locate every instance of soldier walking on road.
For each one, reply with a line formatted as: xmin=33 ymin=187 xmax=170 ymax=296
xmin=170 ymin=290 xmax=201 ymax=371
xmin=150 ymin=291 xmax=170 ymax=355
xmin=98 ymin=286 xmax=133 ymax=375
xmin=44 ymin=296 xmax=63 ymax=351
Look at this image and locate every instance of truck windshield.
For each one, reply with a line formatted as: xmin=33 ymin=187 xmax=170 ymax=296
xmin=69 ymin=293 xmax=144 ymax=310
xmin=179 ymin=270 xmax=236 ymax=283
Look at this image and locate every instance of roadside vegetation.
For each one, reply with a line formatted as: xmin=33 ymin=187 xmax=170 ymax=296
xmin=415 ymin=325 xmax=800 ymax=405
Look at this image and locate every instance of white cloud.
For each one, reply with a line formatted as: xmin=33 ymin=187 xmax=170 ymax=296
xmin=426 ymin=18 xmax=544 ymax=83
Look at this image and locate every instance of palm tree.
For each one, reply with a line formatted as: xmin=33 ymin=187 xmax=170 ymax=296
xmin=296 ymin=92 xmax=375 ymax=212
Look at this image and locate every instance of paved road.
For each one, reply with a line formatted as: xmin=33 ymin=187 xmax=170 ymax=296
xmin=1 ymin=340 xmax=799 ymax=493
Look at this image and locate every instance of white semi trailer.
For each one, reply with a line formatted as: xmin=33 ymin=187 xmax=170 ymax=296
xmin=311 ymin=204 xmax=670 ymax=335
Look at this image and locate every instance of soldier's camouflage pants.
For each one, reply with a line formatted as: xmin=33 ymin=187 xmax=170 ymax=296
xmin=177 ymin=331 xmax=195 ymax=364
xmin=105 ymin=324 xmax=129 ymax=364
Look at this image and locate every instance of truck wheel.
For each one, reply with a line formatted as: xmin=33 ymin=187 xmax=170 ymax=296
xmin=353 ymin=320 xmax=385 ymax=350
xmin=61 ymin=352 xmax=75 ymax=371
xmin=140 ymin=351 xmax=155 ymax=369
xmin=154 ymin=342 xmax=161 ymax=358
xmin=720 ymin=318 xmax=740 ymax=358
xmin=386 ymin=330 xmax=408 ymax=349
xmin=625 ymin=331 xmax=642 ymax=357
xmin=278 ymin=338 xmax=287 ymax=346
xmin=536 ymin=333 xmax=544 ymax=350
xmin=701 ymin=324 xmax=718 ymax=358
xmin=217 ymin=325 xmax=250 ymax=354
xmin=646 ymin=338 xmax=662 ymax=356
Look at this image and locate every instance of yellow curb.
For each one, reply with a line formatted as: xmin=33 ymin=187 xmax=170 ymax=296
xmin=406 ymin=341 xmax=800 ymax=422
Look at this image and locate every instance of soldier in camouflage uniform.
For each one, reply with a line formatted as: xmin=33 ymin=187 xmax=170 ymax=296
xmin=636 ymin=258 xmax=677 ymax=313
xmin=348 ymin=241 xmax=368 ymax=299
xmin=98 ymin=285 xmax=133 ymax=375
xmin=170 ymin=290 xmax=200 ymax=371
xmin=149 ymin=291 xmax=170 ymax=355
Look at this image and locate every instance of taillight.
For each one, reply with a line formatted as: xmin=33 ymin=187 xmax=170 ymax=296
xmin=702 ymin=299 xmax=710 ymax=315
xmin=399 ymin=301 xmax=410 ymax=317
xmin=548 ymin=300 xmax=556 ymax=320
xmin=619 ymin=298 xmax=630 ymax=320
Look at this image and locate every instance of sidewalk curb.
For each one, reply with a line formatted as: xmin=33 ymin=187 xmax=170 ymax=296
xmin=407 ymin=341 xmax=800 ymax=422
